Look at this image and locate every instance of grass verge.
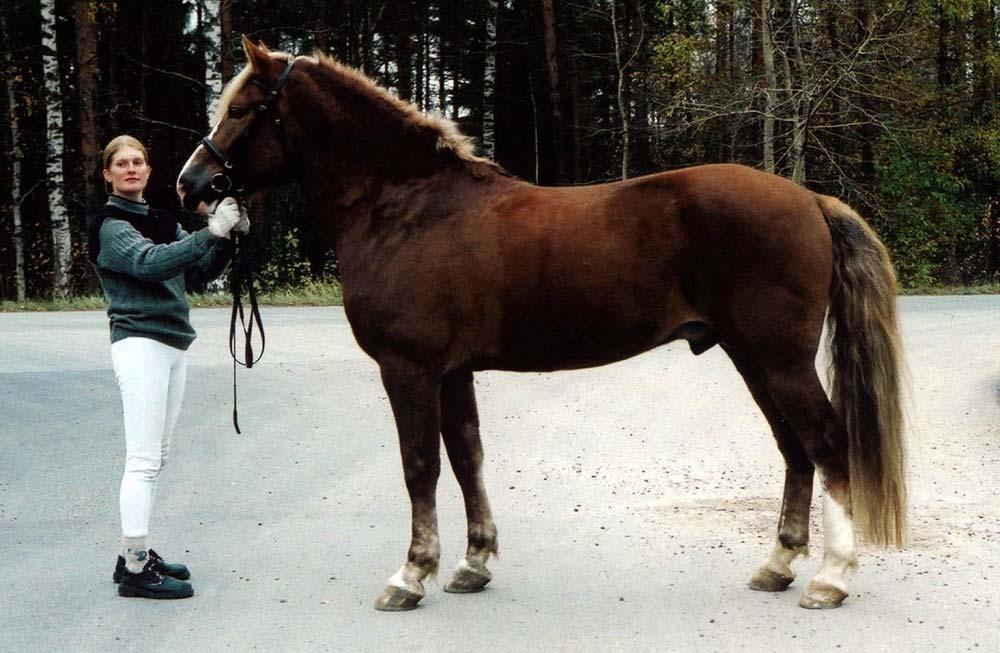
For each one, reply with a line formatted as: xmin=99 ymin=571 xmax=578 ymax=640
xmin=1 ymin=279 xmax=343 ymax=312
xmin=3 ymin=280 xmax=997 ymax=312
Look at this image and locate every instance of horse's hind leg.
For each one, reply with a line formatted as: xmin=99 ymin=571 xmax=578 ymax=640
xmin=440 ymin=371 xmax=498 ymax=593
xmin=726 ymin=348 xmax=813 ymax=592
xmin=760 ymin=360 xmax=856 ymax=609
xmin=374 ymin=360 xmax=443 ymax=611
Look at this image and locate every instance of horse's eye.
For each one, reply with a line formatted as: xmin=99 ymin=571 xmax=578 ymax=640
xmin=228 ymin=106 xmax=248 ymax=119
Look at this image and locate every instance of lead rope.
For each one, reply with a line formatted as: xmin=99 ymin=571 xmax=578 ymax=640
xmin=228 ymin=230 xmax=265 ymax=434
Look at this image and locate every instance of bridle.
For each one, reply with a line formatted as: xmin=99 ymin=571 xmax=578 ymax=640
xmin=196 ymin=56 xmax=295 ymax=434
xmin=199 ymin=57 xmax=296 ymax=197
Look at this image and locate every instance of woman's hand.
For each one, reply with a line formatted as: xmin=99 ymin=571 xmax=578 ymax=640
xmin=234 ymin=201 xmax=251 ymax=235
xmin=207 ymin=197 xmax=241 ymax=238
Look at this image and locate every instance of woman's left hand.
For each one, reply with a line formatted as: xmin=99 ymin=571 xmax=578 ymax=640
xmin=234 ymin=202 xmax=251 ymax=234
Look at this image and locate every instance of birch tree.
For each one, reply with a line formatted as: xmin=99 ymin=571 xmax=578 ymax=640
xmin=482 ymin=0 xmax=498 ymax=159
xmin=2 ymin=13 xmax=26 ymax=302
xmin=611 ymin=0 xmax=630 ymax=179
xmin=202 ymin=0 xmax=223 ymax=122
xmin=541 ymin=0 xmax=567 ymax=181
xmin=762 ymin=0 xmax=776 ymax=173
xmin=610 ymin=0 xmax=643 ymax=180
xmin=41 ymin=0 xmax=72 ymax=299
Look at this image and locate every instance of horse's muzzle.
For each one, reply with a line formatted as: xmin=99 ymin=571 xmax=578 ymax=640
xmin=178 ymin=172 xmax=218 ymax=213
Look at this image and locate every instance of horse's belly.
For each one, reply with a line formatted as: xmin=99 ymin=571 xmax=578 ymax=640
xmin=482 ymin=311 xmax=684 ymax=372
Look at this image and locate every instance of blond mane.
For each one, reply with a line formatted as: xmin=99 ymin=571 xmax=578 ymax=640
xmin=313 ymin=52 xmax=488 ymax=163
xmin=212 ymin=49 xmax=488 ymax=165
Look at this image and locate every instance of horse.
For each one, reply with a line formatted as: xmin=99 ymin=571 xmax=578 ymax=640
xmin=177 ymin=36 xmax=907 ymax=612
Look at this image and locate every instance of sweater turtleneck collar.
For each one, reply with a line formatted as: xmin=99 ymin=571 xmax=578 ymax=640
xmin=107 ymin=194 xmax=149 ymax=216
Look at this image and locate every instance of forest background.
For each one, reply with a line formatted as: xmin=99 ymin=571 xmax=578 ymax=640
xmin=2 ymin=0 xmax=999 ymax=302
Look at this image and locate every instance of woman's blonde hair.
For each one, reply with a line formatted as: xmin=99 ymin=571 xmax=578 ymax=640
xmin=102 ymin=135 xmax=149 ymax=170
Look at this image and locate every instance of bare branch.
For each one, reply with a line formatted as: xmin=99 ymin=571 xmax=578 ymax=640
xmin=134 ymin=115 xmax=203 ymax=136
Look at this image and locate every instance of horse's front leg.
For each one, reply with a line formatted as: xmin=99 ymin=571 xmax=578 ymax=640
xmin=374 ymin=361 xmax=442 ymax=611
xmin=440 ymin=371 xmax=498 ymax=594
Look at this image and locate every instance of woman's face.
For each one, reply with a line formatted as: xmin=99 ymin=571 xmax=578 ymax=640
xmin=103 ymin=146 xmax=150 ymax=199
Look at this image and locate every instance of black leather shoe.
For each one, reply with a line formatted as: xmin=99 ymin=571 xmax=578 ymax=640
xmin=113 ymin=549 xmax=191 ymax=583
xmin=117 ymin=561 xmax=194 ymax=599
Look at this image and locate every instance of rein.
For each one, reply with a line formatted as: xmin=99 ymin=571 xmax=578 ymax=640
xmin=199 ymin=57 xmax=295 ymax=434
xmin=227 ymin=230 xmax=264 ymax=434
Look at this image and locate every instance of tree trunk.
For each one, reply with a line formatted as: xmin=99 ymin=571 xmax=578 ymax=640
xmin=777 ymin=0 xmax=809 ymax=184
xmin=74 ymin=0 xmax=101 ymax=211
xmin=568 ymin=54 xmax=582 ymax=181
xmin=715 ymin=0 xmax=732 ymax=81
xmin=41 ymin=0 xmax=72 ymax=299
xmin=414 ymin=1 xmax=426 ymax=111
xmin=221 ymin=0 xmax=234 ymax=81
xmin=204 ymin=0 xmax=223 ymax=122
xmin=788 ymin=1 xmax=808 ymax=184
xmin=390 ymin=0 xmax=413 ymax=100
xmin=751 ymin=0 xmax=763 ymax=77
xmin=972 ymin=2 xmax=996 ymax=119
xmin=437 ymin=39 xmax=447 ymax=114
xmin=1 ymin=12 xmax=26 ymax=302
xmin=315 ymin=2 xmax=329 ymax=55
xmin=482 ymin=0 xmax=498 ymax=159
xmin=611 ymin=0 xmax=630 ymax=179
xmin=762 ymin=0 xmax=776 ymax=173
xmin=540 ymin=0 xmax=566 ymax=182
xmin=424 ymin=28 xmax=432 ymax=110
xmin=973 ymin=2 xmax=998 ymax=277
xmin=529 ymin=70 xmax=540 ymax=183
xmin=139 ymin=0 xmax=150 ymax=121
xmin=937 ymin=2 xmax=953 ymax=89
xmin=361 ymin=7 xmax=375 ymax=75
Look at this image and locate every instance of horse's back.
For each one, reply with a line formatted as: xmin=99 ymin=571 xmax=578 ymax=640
xmin=459 ymin=164 xmax=827 ymax=370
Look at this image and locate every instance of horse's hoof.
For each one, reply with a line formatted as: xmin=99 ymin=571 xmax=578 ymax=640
xmin=798 ymin=581 xmax=848 ymax=609
xmin=443 ymin=560 xmax=492 ymax=594
xmin=374 ymin=585 xmax=424 ymax=611
xmin=748 ymin=567 xmax=795 ymax=592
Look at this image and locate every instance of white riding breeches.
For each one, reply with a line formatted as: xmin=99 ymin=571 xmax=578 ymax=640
xmin=111 ymin=337 xmax=187 ymax=538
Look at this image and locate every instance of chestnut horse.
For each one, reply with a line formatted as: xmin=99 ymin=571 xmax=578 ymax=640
xmin=178 ymin=37 xmax=906 ymax=611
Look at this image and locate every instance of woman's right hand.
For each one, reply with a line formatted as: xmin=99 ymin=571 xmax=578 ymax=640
xmin=207 ymin=197 xmax=241 ymax=238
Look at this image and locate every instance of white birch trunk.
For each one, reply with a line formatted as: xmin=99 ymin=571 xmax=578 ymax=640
xmin=201 ymin=0 xmax=227 ymax=294
xmin=41 ymin=0 xmax=72 ymax=299
xmin=2 ymin=13 xmax=26 ymax=302
xmin=611 ymin=0 xmax=630 ymax=180
xmin=203 ymin=0 xmax=223 ymax=124
xmin=762 ymin=0 xmax=776 ymax=173
xmin=481 ymin=0 xmax=498 ymax=159
xmin=789 ymin=0 xmax=808 ymax=185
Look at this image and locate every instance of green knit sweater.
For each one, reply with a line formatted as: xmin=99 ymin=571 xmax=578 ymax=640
xmin=89 ymin=195 xmax=233 ymax=350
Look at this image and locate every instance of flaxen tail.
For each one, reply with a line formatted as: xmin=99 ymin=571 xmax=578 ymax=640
xmin=818 ymin=194 xmax=907 ymax=548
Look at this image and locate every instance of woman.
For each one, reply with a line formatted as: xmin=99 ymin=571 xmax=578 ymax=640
xmin=87 ymin=135 xmax=247 ymax=599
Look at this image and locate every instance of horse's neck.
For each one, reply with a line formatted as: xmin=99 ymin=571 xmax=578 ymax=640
xmin=300 ymin=149 xmax=505 ymax=238
xmin=306 ymin=161 xmax=511 ymax=282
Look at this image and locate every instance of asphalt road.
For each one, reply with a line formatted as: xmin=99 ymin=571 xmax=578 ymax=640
xmin=1 ymin=297 xmax=998 ymax=652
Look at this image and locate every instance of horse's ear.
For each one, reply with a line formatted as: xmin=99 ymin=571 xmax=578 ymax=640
xmin=242 ymin=34 xmax=275 ymax=74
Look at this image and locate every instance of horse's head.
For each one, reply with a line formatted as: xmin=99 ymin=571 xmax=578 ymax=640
xmin=177 ymin=36 xmax=299 ymax=213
